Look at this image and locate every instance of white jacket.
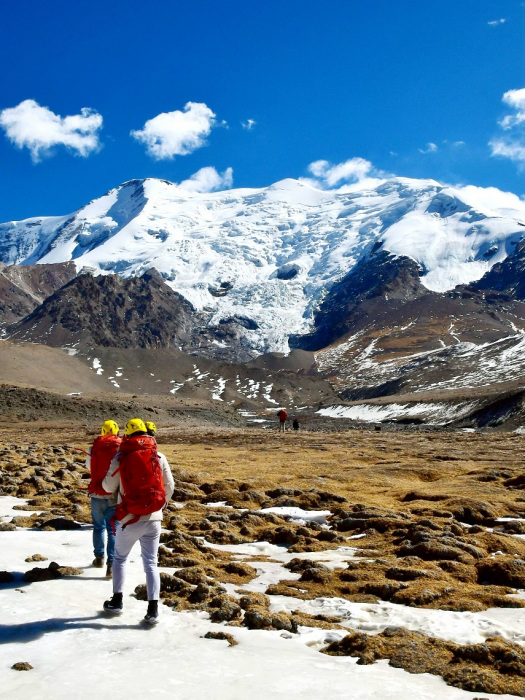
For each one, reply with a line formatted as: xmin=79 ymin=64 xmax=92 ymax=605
xmin=102 ymin=449 xmax=175 ymax=525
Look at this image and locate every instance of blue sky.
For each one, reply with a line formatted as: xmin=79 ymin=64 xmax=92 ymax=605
xmin=0 ymin=0 xmax=524 ymax=221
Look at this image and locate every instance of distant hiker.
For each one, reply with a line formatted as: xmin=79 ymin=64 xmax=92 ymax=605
xmin=292 ymin=417 xmax=299 ymax=431
xmin=87 ymin=420 xmax=121 ymax=578
xmin=102 ymin=418 xmax=174 ymax=625
xmin=145 ymin=421 xmax=156 ymax=438
xmin=277 ymin=408 xmax=288 ymax=432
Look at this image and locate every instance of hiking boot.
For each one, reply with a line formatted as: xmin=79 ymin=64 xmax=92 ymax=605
xmin=103 ymin=593 xmax=123 ymax=614
xmin=105 ymin=563 xmax=112 ymax=579
xmin=92 ymin=556 xmax=104 ymax=568
xmin=143 ymin=600 xmax=159 ymax=625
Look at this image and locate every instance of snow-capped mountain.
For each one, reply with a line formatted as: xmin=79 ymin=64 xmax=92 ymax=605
xmin=1 ymin=176 xmax=524 ymax=356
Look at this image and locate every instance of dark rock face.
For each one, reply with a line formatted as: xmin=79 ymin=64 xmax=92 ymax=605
xmin=0 ymin=262 xmax=76 ymax=324
xmin=6 ymin=269 xmax=197 ymax=351
xmin=474 ymin=237 xmax=525 ymax=299
xmin=290 ymin=250 xmax=427 ymax=351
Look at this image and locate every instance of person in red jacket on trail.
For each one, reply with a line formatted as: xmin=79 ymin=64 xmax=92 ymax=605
xmin=102 ymin=418 xmax=174 ymax=625
xmin=277 ymin=408 xmax=288 ymax=432
xmin=87 ymin=420 xmax=122 ymax=578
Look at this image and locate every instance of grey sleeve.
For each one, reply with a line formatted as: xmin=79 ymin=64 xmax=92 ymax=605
xmin=158 ymin=452 xmax=175 ymax=504
xmin=102 ymin=455 xmax=121 ymax=495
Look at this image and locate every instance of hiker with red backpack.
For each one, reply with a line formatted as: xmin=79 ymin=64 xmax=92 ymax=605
xmin=277 ymin=408 xmax=288 ymax=432
xmin=101 ymin=418 xmax=174 ymax=625
xmin=87 ymin=420 xmax=122 ymax=578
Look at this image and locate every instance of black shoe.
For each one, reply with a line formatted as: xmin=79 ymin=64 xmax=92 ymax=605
xmin=143 ymin=600 xmax=159 ymax=625
xmin=103 ymin=593 xmax=123 ymax=614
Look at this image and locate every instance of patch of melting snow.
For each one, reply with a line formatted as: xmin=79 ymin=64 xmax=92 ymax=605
xmin=238 ymin=410 xmax=270 ymax=424
xmin=211 ymin=377 xmax=227 ymax=401
xmin=270 ymin=595 xmax=525 ymax=648
xmin=262 ymin=382 xmax=278 ymax=404
xmin=0 ymin=496 xmax=46 ymax=519
xmin=495 ymin=518 xmax=525 ymax=523
xmin=318 ymin=402 xmax=476 ymax=424
xmin=256 ymin=506 xmax=331 ymax=525
xmin=92 ymin=357 xmax=104 ymax=375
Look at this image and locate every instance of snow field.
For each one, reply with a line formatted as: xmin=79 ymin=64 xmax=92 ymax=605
xmin=318 ymin=402 xmax=477 ymax=424
xmin=3 ymin=176 xmax=525 ymax=355
xmin=1 ymin=496 xmax=523 ymax=699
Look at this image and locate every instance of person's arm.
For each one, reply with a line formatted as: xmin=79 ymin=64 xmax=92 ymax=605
xmin=158 ymin=452 xmax=175 ymax=505
xmin=102 ymin=454 xmax=121 ymax=495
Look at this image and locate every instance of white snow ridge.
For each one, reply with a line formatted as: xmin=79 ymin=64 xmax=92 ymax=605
xmin=0 ymin=176 xmax=524 ymax=354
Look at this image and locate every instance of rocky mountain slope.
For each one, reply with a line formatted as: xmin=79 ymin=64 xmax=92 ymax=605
xmin=2 ymin=176 xmax=525 ymax=424
xmin=0 ymin=261 xmax=75 ymax=324
xmin=1 ymin=176 xmax=524 ymax=358
xmin=6 ymin=269 xmax=197 ymax=352
xmin=307 ymin=244 xmax=525 ymax=397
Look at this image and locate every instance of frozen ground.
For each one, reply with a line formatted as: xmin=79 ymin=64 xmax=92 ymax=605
xmin=0 ymin=495 xmax=523 ymax=700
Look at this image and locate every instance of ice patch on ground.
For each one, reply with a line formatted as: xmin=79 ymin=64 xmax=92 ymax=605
xmin=318 ymin=402 xmax=477 ymax=424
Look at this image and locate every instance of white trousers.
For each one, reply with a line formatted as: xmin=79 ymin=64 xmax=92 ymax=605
xmin=112 ymin=520 xmax=161 ymax=601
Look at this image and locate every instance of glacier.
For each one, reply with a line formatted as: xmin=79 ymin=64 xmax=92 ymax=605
xmin=0 ymin=176 xmax=524 ymax=354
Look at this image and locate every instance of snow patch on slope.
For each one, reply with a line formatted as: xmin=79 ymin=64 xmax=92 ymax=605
xmin=318 ymin=402 xmax=477 ymax=424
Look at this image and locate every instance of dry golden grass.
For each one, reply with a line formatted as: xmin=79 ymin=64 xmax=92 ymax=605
xmin=2 ymin=424 xmax=525 ymax=696
xmin=155 ymin=427 xmax=524 ymax=513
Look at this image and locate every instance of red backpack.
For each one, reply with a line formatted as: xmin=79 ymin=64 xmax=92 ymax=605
xmin=113 ymin=435 xmax=166 ymax=527
xmin=89 ymin=434 xmax=122 ymax=495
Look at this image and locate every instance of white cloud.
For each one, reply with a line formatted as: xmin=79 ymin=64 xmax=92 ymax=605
xmin=488 ymin=18 xmax=506 ymax=26
xmin=0 ymin=99 xmax=102 ymax=162
xmin=418 ymin=142 xmax=438 ymax=154
xmin=178 ymin=166 xmax=233 ymax=193
xmin=241 ymin=119 xmax=256 ymax=130
xmin=301 ymin=157 xmax=387 ymax=192
xmin=456 ymin=184 xmax=525 ymax=218
xmin=131 ymin=102 xmax=218 ymax=160
xmin=490 ymin=88 xmax=525 ymax=167
xmin=489 ymin=138 xmax=525 ymax=165
xmin=307 ymin=157 xmax=373 ymax=186
xmin=499 ymin=88 xmax=525 ymax=129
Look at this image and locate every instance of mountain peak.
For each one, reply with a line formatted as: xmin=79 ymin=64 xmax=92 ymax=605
xmin=1 ymin=175 xmax=524 ymax=355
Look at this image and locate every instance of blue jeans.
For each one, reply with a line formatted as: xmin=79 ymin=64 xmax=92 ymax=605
xmin=90 ymin=497 xmax=116 ymax=562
